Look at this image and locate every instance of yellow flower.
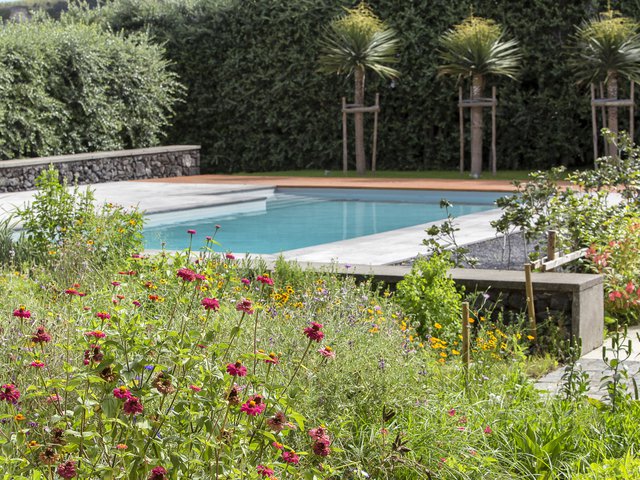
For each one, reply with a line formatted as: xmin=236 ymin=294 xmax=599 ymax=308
xmin=527 ymin=335 xmax=535 ymax=340
xmin=468 ymin=318 xmax=475 ymax=323
xmin=452 ymin=349 xmax=460 ymax=355
xmin=440 ymin=352 xmax=447 ymax=358
xmin=434 ymin=323 xmax=442 ymax=329
xmin=14 ymin=414 xmax=25 ymax=421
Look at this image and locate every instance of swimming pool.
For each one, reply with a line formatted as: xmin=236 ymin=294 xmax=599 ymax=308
xmin=143 ymin=188 xmax=504 ymax=254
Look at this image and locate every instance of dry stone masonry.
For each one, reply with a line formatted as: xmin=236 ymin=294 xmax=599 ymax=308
xmin=0 ymin=146 xmax=200 ymax=192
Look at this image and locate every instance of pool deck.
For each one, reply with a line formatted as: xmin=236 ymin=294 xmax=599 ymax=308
xmin=0 ymin=174 xmax=519 ymax=265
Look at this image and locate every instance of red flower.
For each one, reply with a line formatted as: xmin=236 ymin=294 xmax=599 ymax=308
xmin=57 ymin=460 xmax=77 ymax=479
xmin=177 ymin=268 xmax=196 ymax=282
xmin=241 ymin=395 xmax=266 ymax=416
xmin=96 ymin=312 xmax=111 ymax=320
xmin=201 ymin=297 xmax=220 ymax=311
xmin=236 ymin=298 xmax=254 ymax=314
xmin=113 ymin=386 xmax=132 ymax=400
xmin=241 ymin=278 xmax=251 ymax=285
xmin=225 ymin=253 xmax=235 ymax=260
xmin=256 ymin=465 xmax=274 ymax=477
xmin=309 ymin=426 xmax=331 ymax=457
xmin=226 ymin=361 xmax=247 ymax=377
xmin=282 ymin=451 xmax=300 ymax=464
xmin=304 ymin=322 xmax=325 ymax=342
xmin=484 ymin=425 xmax=493 ymax=435
xmin=189 ymin=385 xmax=202 ymax=392
xmin=123 ymin=396 xmax=143 ymax=415
xmin=85 ymin=331 xmax=106 ymax=339
xmin=447 ymin=408 xmax=456 ymax=417
xmin=272 ymin=441 xmax=284 ymax=450
xmin=187 ymin=229 xmax=196 ymax=235
xmin=148 ymin=466 xmax=168 ymax=480
xmin=317 ymin=346 xmax=335 ymax=358
xmin=65 ymin=288 xmax=81 ymax=296
xmin=12 ymin=306 xmax=31 ymax=319
xmin=30 ymin=360 xmax=46 ymax=368
xmin=111 ymin=281 xmax=121 ymax=287
xmin=32 ymin=327 xmax=51 ymax=344
xmin=257 ymin=275 xmax=274 ymax=286
xmin=265 ymin=352 xmax=279 ymax=365
xmin=0 ymin=384 xmax=20 ymax=404
xmin=195 ymin=273 xmax=206 ymax=281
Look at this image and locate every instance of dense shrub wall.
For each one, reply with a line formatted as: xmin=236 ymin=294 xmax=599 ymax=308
xmin=0 ymin=14 xmax=181 ymax=160
xmin=88 ymin=0 xmax=633 ymax=172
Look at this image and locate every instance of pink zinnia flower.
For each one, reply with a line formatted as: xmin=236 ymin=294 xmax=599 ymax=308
xmin=626 ymin=281 xmax=636 ymax=294
xmin=85 ymin=330 xmax=106 ymax=339
xmin=113 ymin=386 xmax=131 ymax=400
xmin=32 ymin=327 xmax=51 ymax=344
xmin=304 ymin=322 xmax=325 ymax=342
xmin=266 ymin=411 xmax=294 ymax=432
xmin=317 ymin=346 xmax=335 ymax=358
xmin=282 ymin=451 xmax=300 ymax=464
xmin=447 ymin=408 xmax=456 ymax=417
xmin=123 ymin=396 xmax=143 ymax=415
xmin=177 ymin=268 xmax=196 ymax=282
xmin=0 ymin=384 xmax=20 ymax=404
xmin=111 ymin=281 xmax=121 ymax=287
xmin=265 ymin=352 xmax=279 ymax=365
xmin=241 ymin=278 xmax=250 ymax=285
xmin=65 ymin=288 xmax=81 ymax=296
xmin=12 ymin=306 xmax=31 ymax=319
xmin=189 ymin=385 xmax=202 ymax=392
xmin=309 ymin=426 xmax=332 ymax=457
xmin=46 ymin=394 xmax=60 ymax=404
xmin=83 ymin=344 xmax=103 ymax=365
xmin=609 ymin=290 xmax=623 ymax=301
xmin=256 ymin=275 xmax=274 ymax=286
xmin=225 ymin=253 xmax=235 ymax=260
xmin=187 ymin=229 xmax=196 ymax=235
xmin=272 ymin=441 xmax=284 ymax=450
xmin=30 ymin=360 xmax=45 ymax=368
xmin=116 ymin=444 xmax=128 ymax=450
xmin=96 ymin=312 xmax=110 ymax=320
xmin=201 ymin=297 xmax=220 ymax=311
xmin=236 ymin=298 xmax=254 ymax=314
xmin=195 ymin=273 xmax=206 ymax=281
xmin=57 ymin=460 xmax=77 ymax=479
xmin=484 ymin=425 xmax=493 ymax=435
xmin=256 ymin=465 xmax=274 ymax=477
xmin=226 ymin=361 xmax=247 ymax=377
xmin=241 ymin=395 xmax=266 ymax=416
xmin=132 ymin=300 xmax=141 ymax=307
xmin=148 ymin=466 xmax=168 ymax=480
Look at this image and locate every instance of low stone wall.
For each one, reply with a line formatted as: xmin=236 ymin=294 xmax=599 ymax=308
xmin=0 ymin=146 xmax=200 ymax=192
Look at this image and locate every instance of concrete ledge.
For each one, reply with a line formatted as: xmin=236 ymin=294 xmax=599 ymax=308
xmin=264 ymin=261 xmax=604 ymax=354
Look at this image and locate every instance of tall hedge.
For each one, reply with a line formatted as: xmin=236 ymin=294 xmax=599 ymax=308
xmin=0 ymin=13 xmax=181 ymax=160
xmin=86 ymin=0 xmax=631 ymax=172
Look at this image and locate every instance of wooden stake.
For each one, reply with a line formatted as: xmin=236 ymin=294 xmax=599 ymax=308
xmin=491 ymin=86 xmax=497 ymax=175
xmin=371 ymin=93 xmax=379 ymax=175
xmin=546 ymin=230 xmax=557 ymax=272
xmin=342 ymin=97 xmax=348 ymax=174
xmin=459 ymin=87 xmax=464 ymax=173
xmin=591 ymin=84 xmax=598 ymax=165
xmin=524 ymin=263 xmax=537 ymax=340
xmin=600 ymin=82 xmax=608 ymax=157
xmin=631 ymin=81 xmax=635 ymax=142
xmin=461 ymin=302 xmax=470 ymax=369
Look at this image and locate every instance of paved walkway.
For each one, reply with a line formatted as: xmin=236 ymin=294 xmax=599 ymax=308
xmin=536 ymin=325 xmax=640 ymax=400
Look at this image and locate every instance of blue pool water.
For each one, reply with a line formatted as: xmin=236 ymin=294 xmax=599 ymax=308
xmin=143 ymin=188 xmax=503 ymax=254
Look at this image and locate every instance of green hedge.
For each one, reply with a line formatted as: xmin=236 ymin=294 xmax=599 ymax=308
xmin=0 ymin=13 xmax=181 ymax=160
xmin=85 ymin=0 xmax=632 ymax=172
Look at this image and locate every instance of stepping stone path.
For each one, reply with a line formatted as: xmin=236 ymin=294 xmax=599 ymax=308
xmin=536 ymin=326 xmax=640 ymax=400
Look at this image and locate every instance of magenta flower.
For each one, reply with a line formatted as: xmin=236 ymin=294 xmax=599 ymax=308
xmin=266 ymin=411 xmax=294 ymax=432
xmin=96 ymin=312 xmax=111 ymax=321
xmin=189 ymin=385 xmax=202 ymax=392
xmin=123 ymin=396 xmax=143 ymax=415
xmin=447 ymin=408 xmax=456 ymax=417
xmin=12 ymin=306 xmax=31 ymax=319
xmin=187 ymin=229 xmax=196 ymax=235
xmin=241 ymin=395 xmax=266 ymax=416
xmin=148 ymin=466 xmax=168 ymax=480
xmin=225 ymin=253 xmax=236 ymax=260
xmin=32 ymin=327 xmax=52 ymax=344
xmin=309 ymin=426 xmax=332 ymax=457
xmin=0 ymin=384 xmax=20 ymax=404
xmin=85 ymin=331 xmax=106 ymax=339
xmin=177 ymin=268 xmax=196 ymax=282
xmin=235 ymin=299 xmax=254 ymax=314
xmin=195 ymin=273 xmax=206 ymax=281
xmin=226 ymin=361 xmax=247 ymax=377
xmin=484 ymin=425 xmax=493 ymax=435
xmin=201 ymin=297 xmax=220 ymax=311
xmin=65 ymin=288 xmax=81 ymax=296
xmin=30 ymin=360 xmax=46 ymax=368
xmin=256 ymin=465 xmax=274 ymax=477
xmin=57 ymin=460 xmax=77 ymax=479
xmin=282 ymin=451 xmax=300 ymax=464
xmin=83 ymin=345 xmax=103 ymax=365
xmin=111 ymin=281 xmax=121 ymax=287
xmin=133 ymin=300 xmax=141 ymax=307
xmin=113 ymin=386 xmax=132 ymax=400
xmin=264 ymin=352 xmax=279 ymax=365
xmin=241 ymin=278 xmax=251 ymax=285
xmin=256 ymin=275 xmax=274 ymax=286
xmin=303 ymin=322 xmax=325 ymax=342
xmin=317 ymin=346 xmax=335 ymax=358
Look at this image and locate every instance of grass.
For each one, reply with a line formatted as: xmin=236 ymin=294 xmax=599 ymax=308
xmin=235 ymin=169 xmax=536 ymax=181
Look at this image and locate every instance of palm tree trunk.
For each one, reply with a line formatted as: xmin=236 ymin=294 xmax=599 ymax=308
xmin=470 ymin=74 xmax=485 ymax=178
xmin=607 ymin=70 xmax=618 ymax=158
xmin=354 ymin=66 xmax=366 ymax=175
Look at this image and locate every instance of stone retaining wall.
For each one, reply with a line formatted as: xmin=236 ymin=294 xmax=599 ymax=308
xmin=0 ymin=146 xmax=200 ymax=192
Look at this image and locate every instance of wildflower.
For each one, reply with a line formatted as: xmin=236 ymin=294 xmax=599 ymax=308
xmin=266 ymin=411 xmax=294 ymax=432
xmin=201 ymin=297 xmax=220 ymax=311
xmin=113 ymin=386 xmax=132 ymax=400
xmin=152 ymin=372 xmax=176 ymax=395
xmin=265 ymin=352 xmax=279 ymax=365
xmin=27 ymin=440 xmax=39 ymax=448
xmin=309 ymin=426 xmax=331 ymax=457
xmin=133 ymin=300 xmax=142 ymax=307
xmin=257 ymin=465 xmax=274 ymax=477
xmin=282 ymin=451 xmax=300 ymax=465
xmin=46 ymin=394 xmax=60 ymax=404
xmin=12 ymin=306 xmax=31 ymax=319
xmin=0 ymin=384 xmax=20 ymax=404
xmin=85 ymin=330 xmax=106 ymax=339
xmin=148 ymin=466 xmax=168 ymax=480
xmin=123 ymin=396 xmax=143 ymax=415
xmin=32 ymin=326 xmax=52 ymax=344
xmin=241 ymin=278 xmax=251 ymax=285
xmin=484 ymin=425 xmax=493 ymax=435
xmin=257 ymin=275 xmax=274 ymax=286
xmin=236 ymin=298 xmax=254 ymax=314
xmin=39 ymin=447 xmax=59 ymax=465
xmin=189 ymin=385 xmax=202 ymax=392
xmin=225 ymin=253 xmax=236 ymax=260
xmin=206 ymin=235 xmax=212 ymax=241
xmin=447 ymin=409 xmax=456 ymax=417
xmin=187 ymin=229 xmax=196 ymax=235
xmin=527 ymin=335 xmax=535 ymax=341
xmin=226 ymin=361 xmax=247 ymax=377
xmin=50 ymin=428 xmax=65 ymax=445
xmin=116 ymin=444 xmax=128 ymax=450
xmin=177 ymin=268 xmax=197 ymax=282
xmin=64 ymin=288 xmax=82 ymax=296
xmin=304 ymin=322 xmax=325 ymax=342
xmin=317 ymin=346 xmax=335 ymax=358
xmin=434 ymin=323 xmax=442 ymax=329
xmin=96 ymin=312 xmax=111 ymax=321
xmin=30 ymin=360 xmax=45 ymax=368
xmin=227 ymin=384 xmax=242 ymax=405
xmin=111 ymin=281 xmax=121 ymax=287
xmin=83 ymin=344 xmax=104 ymax=365
xmin=272 ymin=441 xmax=284 ymax=450
xmin=14 ymin=413 xmax=25 ymax=421
xmin=195 ymin=273 xmax=206 ymax=281
xmin=241 ymin=395 xmax=266 ymax=416
xmin=57 ymin=460 xmax=77 ymax=479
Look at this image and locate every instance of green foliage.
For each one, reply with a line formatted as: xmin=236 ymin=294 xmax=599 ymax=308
xmin=72 ymin=0 xmax=633 ymax=173
xmin=574 ymin=452 xmax=640 ymax=480
xmin=0 ymin=13 xmax=181 ymax=160
xmin=395 ymin=253 xmax=461 ymax=338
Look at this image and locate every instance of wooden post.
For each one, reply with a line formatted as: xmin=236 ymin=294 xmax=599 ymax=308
xmin=459 ymin=87 xmax=464 ymax=173
xmin=591 ymin=84 xmax=598 ymax=165
xmin=524 ymin=263 xmax=537 ymax=341
xmin=491 ymin=86 xmax=497 ymax=175
xmin=631 ymin=81 xmax=635 ymax=142
xmin=461 ymin=302 xmax=470 ymax=369
xmin=600 ymin=82 xmax=608 ymax=156
xmin=342 ymin=97 xmax=348 ymax=174
xmin=371 ymin=93 xmax=379 ymax=175
xmin=546 ymin=230 xmax=557 ymax=272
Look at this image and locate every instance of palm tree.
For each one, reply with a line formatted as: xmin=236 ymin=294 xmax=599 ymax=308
xmin=319 ymin=2 xmax=399 ymax=175
xmin=572 ymin=11 xmax=640 ymax=156
xmin=438 ymin=16 xmax=520 ymax=178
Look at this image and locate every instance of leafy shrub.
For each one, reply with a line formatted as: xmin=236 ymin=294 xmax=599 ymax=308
xmin=0 ymin=13 xmax=181 ymax=160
